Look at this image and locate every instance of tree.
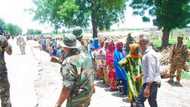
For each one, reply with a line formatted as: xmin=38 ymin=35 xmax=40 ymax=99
xmin=26 ymin=29 xmax=42 ymax=35
xmin=33 ymin=0 xmax=127 ymax=38
xmin=0 ymin=19 xmax=6 ymax=30
xmin=130 ymin=0 xmax=190 ymax=48
xmin=72 ymin=27 xmax=83 ymax=37
xmin=33 ymin=0 xmax=64 ymax=31
xmin=0 ymin=18 xmax=22 ymax=36
xmin=0 ymin=19 xmax=6 ymax=34
xmin=5 ymin=23 xmax=22 ymax=36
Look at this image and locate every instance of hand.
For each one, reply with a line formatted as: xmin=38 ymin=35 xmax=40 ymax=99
xmin=51 ymin=57 xmax=59 ymax=63
xmin=144 ymin=86 xmax=150 ymax=98
xmin=134 ymin=75 xmax=141 ymax=81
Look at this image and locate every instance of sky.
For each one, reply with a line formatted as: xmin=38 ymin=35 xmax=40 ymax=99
xmin=0 ymin=0 xmax=155 ymax=33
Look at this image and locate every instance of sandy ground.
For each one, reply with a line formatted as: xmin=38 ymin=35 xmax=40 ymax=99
xmin=2 ymin=39 xmax=190 ymax=107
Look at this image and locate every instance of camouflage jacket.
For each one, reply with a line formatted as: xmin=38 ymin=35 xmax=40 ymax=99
xmin=60 ymin=51 xmax=94 ymax=104
xmin=170 ymin=44 xmax=188 ymax=66
xmin=17 ymin=37 xmax=26 ymax=46
xmin=0 ymin=36 xmax=8 ymax=79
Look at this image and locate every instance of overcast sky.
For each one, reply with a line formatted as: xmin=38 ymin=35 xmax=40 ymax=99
xmin=0 ymin=0 xmax=154 ymax=33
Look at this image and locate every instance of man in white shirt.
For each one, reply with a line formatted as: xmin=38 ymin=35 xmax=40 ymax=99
xmin=136 ymin=35 xmax=161 ymax=107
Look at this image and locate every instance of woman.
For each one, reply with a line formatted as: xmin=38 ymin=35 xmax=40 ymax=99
xmin=106 ymin=41 xmax=116 ymax=90
xmin=94 ymin=40 xmax=106 ymax=81
xmin=119 ymin=43 xmax=142 ymax=107
xmin=114 ymin=42 xmax=128 ymax=95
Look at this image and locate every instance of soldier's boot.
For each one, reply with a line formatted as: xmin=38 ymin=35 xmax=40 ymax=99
xmin=168 ymin=78 xmax=174 ymax=84
xmin=19 ymin=47 xmax=23 ymax=55
xmin=175 ymin=71 xmax=182 ymax=87
xmin=168 ymin=69 xmax=175 ymax=84
xmin=23 ymin=46 xmax=26 ymax=54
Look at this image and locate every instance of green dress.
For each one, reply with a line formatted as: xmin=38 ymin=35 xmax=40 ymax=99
xmin=119 ymin=56 xmax=142 ymax=102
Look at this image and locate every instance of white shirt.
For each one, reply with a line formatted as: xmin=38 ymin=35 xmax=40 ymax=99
xmin=142 ymin=46 xmax=161 ymax=84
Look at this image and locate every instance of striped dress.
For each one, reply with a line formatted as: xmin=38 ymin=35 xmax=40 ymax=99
xmin=119 ymin=56 xmax=142 ymax=102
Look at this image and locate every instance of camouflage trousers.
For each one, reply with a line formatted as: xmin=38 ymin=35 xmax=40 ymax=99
xmin=0 ymin=76 xmax=12 ymax=107
xmin=170 ymin=64 xmax=184 ymax=81
xmin=19 ymin=46 xmax=25 ymax=55
xmin=66 ymin=96 xmax=91 ymax=107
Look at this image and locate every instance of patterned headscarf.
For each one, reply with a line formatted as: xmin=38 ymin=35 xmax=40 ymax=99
xmin=129 ymin=43 xmax=141 ymax=58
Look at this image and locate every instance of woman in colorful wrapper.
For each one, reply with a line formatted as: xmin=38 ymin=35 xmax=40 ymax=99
xmin=119 ymin=43 xmax=142 ymax=107
xmin=103 ymin=40 xmax=110 ymax=85
xmin=106 ymin=40 xmax=117 ymax=91
xmin=114 ymin=42 xmax=128 ymax=96
xmin=94 ymin=40 xmax=106 ymax=81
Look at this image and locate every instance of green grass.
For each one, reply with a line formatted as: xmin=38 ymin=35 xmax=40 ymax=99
xmin=187 ymin=40 xmax=190 ymax=49
xmin=181 ymin=61 xmax=190 ymax=79
xmin=181 ymin=71 xmax=190 ymax=79
xmin=152 ymin=37 xmax=190 ymax=49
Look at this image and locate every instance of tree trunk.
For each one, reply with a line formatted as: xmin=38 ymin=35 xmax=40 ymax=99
xmin=161 ymin=28 xmax=170 ymax=48
xmin=54 ymin=24 xmax=59 ymax=34
xmin=91 ymin=0 xmax=98 ymax=38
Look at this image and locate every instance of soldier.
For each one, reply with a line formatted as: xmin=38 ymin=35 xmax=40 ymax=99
xmin=72 ymin=27 xmax=88 ymax=53
xmin=125 ymin=33 xmax=135 ymax=55
xmin=16 ymin=36 xmax=26 ymax=55
xmin=168 ymin=36 xmax=189 ymax=86
xmin=0 ymin=34 xmax=12 ymax=107
xmin=54 ymin=34 xmax=94 ymax=107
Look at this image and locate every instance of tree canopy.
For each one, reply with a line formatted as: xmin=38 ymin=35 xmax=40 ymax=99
xmin=0 ymin=18 xmax=22 ymax=36
xmin=130 ymin=0 xmax=190 ymax=47
xmin=26 ymin=29 xmax=42 ymax=35
xmin=33 ymin=0 xmax=127 ymax=37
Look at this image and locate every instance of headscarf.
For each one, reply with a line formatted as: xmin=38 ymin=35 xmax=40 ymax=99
xmin=106 ymin=41 xmax=115 ymax=65
xmin=108 ymin=41 xmax=115 ymax=52
xmin=116 ymin=42 xmax=123 ymax=52
xmin=129 ymin=43 xmax=141 ymax=58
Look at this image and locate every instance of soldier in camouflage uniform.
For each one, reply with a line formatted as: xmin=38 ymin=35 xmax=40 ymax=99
xmin=16 ymin=36 xmax=26 ymax=55
xmin=72 ymin=27 xmax=88 ymax=53
xmin=0 ymin=34 xmax=12 ymax=107
xmin=55 ymin=34 xmax=94 ymax=107
xmin=125 ymin=33 xmax=135 ymax=54
xmin=169 ymin=36 xmax=189 ymax=86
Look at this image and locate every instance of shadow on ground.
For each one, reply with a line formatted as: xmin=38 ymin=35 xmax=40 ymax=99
xmin=95 ymin=80 xmax=109 ymax=88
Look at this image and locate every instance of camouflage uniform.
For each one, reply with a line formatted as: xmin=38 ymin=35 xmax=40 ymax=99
xmin=0 ymin=36 xmax=12 ymax=107
xmin=169 ymin=37 xmax=189 ymax=83
xmin=16 ymin=36 xmax=26 ymax=55
xmin=125 ymin=33 xmax=135 ymax=54
xmin=60 ymin=50 xmax=94 ymax=107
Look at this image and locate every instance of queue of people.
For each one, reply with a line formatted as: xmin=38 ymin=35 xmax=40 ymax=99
xmin=37 ymin=29 xmax=189 ymax=107
xmin=1 ymin=22 xmax=189 ymax=107
xmin=85 ymin=34 xmax=161 ymax=107
xmin=37 ymin=32 xmax=161 ymax=107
